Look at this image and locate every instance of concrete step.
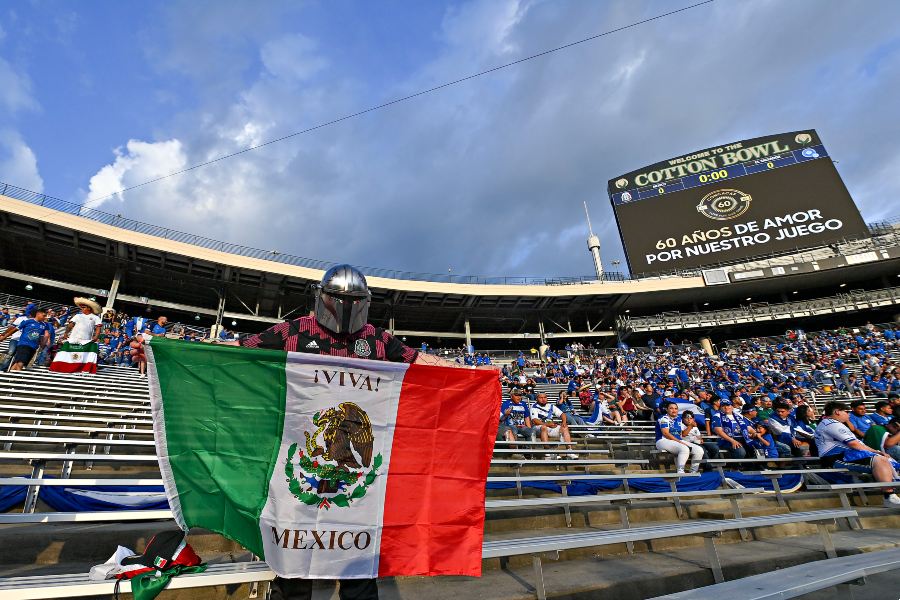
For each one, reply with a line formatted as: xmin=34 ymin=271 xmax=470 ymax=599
xmin=5 ymin=529 xmax=898 ymax=600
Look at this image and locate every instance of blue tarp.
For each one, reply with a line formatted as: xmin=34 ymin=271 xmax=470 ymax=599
xmin=725 ymin=471 xmax=803 ymax=492
xmin=486 ymin=470 xmax=806 ymax=496
xmin=40 ymin=485 xmax=168 ymax=512
xmin=628 ymin=471 xmax=722 ymax=492
xmin=0 ymin=485 xmax=26 ymax=512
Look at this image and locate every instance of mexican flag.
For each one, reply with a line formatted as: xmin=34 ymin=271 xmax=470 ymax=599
xmin=147 ymin=339 xmax=500 ymax=579
xmin=50 ymin=341 xmax=99 ymax=373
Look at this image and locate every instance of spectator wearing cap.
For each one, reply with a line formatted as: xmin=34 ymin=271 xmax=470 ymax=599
xmin=498 ymin=390 xmax=538 ymax=444
xmin=711 ymin=399 xmax=755 ymax=459
xmin=63 ymin=297 xmax=102 ymax=345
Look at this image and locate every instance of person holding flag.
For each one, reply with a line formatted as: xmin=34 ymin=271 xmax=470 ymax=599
xmin=51 ymin=297 xmax=102 ymax=373
xmin=227 ymin=264 xmax=487 ymax=600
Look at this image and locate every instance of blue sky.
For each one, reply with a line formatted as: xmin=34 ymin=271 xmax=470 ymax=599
xmin=1 ymin=0 xmax=899 ymax=278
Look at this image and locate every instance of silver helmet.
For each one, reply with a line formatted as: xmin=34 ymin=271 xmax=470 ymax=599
xmin=314 ymin=264 xmax=371 ymax=334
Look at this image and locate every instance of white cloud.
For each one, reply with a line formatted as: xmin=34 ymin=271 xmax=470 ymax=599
xmin=0 ymin=56 xmax=36 ymax=113
xmin=86 ymin=139 xmax=187 ymax=206
xmin=81 ymin=0 xmax=900 ymax=278
xmin=260 ymin=34 xmax=327 ymax=82
xmin=0 ymin=130 xmax=44 ymax=192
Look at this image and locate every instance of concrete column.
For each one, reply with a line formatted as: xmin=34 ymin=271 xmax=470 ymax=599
xmin=103 ymin=266 xmax=124 ymax=311
xmin=464 ymin=317 xmax=472 ymax=352
xmin=700 ymin=337 xmax=714 ymax=356
xmin=389 ymin=316 xmax=395 ymax=334
xmin=211 ymin=291 xmax=226 ymax=339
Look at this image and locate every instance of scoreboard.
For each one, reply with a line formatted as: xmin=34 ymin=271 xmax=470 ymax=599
xmin=607 ymin=130 xmax=870 ymax=276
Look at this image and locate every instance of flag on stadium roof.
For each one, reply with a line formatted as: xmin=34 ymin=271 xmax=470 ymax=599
xmin=147 ymin=339 xmax=500 ymax=579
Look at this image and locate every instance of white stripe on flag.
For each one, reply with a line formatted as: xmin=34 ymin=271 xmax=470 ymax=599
xmin=258 ymin=354 xmax=409 ymax=579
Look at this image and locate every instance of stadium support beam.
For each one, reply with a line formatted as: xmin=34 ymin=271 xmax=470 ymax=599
xmin=392 ymin=329 xmax=614 ymax=339
xmin=212 ymin=290 xmax=226 ymax=337
xmin=103 ymin=266 xmax=123 ymax=312
xmin=464 ymin=317 xmax=472 ymax=351
xmin=0 ymin=266 xmax=280 ymax=325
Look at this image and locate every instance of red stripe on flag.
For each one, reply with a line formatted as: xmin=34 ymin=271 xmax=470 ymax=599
xmin=49 ymin=362 xmax=98 ymax=373
xmin=378 ymin=364 xmax=500 ymax=577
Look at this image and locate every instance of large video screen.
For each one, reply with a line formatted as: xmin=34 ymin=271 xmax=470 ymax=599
xmin=607 ymin=130 xmax=870 ymax=276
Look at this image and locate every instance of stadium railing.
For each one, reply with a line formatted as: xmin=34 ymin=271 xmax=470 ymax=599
xmin=620 ymin=286 xmax=900 ymax=332
xmin=650 ymin=546 xmax=900 ymax=600
xmin=1 ymin=179 xmax=896 ymax=284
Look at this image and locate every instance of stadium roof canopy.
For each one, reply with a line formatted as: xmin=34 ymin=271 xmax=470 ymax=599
xmin=1 ymin=184 xmax=898 ymax=346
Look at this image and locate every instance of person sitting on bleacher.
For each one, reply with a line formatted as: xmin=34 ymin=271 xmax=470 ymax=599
xmin=863 ymin=417 xmax=900 ymax=463
xmin=791 ymin=405 xmax=817 ymax=456
xmin=711 ymin=399 xmax=757 ymax=459
xmin=555 ymin=390 xmax=585 ymax=425
xmin=530 ymin=393 xmax=579 ymax=460
xmin=655 ymin=401 xmax=703 ymax=474
xmin=747 ymin=419 xmax=779 ymax=459
xmin=765 ymin=401 xmax=802 ymax=457
xmin=848 ymin=400 xmax=874 ymax=437
xmin=871 ymin=400 xmax=893 ymax=427
xmin=815 ymin=401 xmax=900 ymax=507
xmin=498 ymin=389 xmax=538 ymax=445
xmin=680 ymin=411 xmax=719 ymax=460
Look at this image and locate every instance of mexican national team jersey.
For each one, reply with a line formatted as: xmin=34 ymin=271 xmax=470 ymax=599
xmin=241 ymin=316 xmax=418 ymax=363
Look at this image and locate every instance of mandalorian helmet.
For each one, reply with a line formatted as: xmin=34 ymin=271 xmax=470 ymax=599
xmin=314 ymin=264 xmax=371 ymax=334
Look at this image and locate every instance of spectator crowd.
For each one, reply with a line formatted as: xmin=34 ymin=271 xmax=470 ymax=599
xmin=494 ymin=324 xmax=900 ymax=506
xmin=0 ymin=298 xmax=239 ymax=375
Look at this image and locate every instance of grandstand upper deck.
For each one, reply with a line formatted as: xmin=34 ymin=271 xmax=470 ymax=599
xmin=1 ymin=180 xmax=898 ymax=344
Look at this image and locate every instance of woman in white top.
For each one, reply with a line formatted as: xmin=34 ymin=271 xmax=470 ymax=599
xmin=655 ymin=401 xmax=703 ymax=474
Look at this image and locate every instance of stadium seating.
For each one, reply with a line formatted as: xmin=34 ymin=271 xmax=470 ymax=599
xmin=1 ymin=313 xmax=899 ymax=599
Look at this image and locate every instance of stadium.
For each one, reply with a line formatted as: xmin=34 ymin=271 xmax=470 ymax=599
xmin=1 ymin=122 xmax=899 ymax=599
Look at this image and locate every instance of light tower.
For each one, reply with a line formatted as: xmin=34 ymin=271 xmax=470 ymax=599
xmin=583 ymin=201 xmax=603 ymax=280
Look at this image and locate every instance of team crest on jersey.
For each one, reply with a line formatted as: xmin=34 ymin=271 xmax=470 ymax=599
xmin=353 ymin=338 xmax=372 ymax=357
xmin=284 ymin=402 xmax=382 ymax=510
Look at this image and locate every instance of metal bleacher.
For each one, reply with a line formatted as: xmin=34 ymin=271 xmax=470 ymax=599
xmin=0 ymin=330 xmax=899 ymax=598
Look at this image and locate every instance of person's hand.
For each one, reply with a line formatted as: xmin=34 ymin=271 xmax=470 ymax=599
xmin=731 ymin=440 xmax=742 ymax=450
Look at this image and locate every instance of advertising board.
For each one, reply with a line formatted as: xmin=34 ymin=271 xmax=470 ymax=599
xmin=607 ymin=130 xmax=869 ymax=276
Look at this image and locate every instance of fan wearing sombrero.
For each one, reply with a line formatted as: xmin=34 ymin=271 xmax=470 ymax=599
xmin=62 ymin=297 xmax=103 ymax=345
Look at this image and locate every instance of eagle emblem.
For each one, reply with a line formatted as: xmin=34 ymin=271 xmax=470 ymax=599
xmin=285 ymin=402 xmax=381 ymax=510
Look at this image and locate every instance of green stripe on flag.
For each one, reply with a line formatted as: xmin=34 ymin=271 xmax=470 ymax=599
xmin=150 ymin=340 xmax=287 ymax=557
xmin=60 ymin=341 xmax=98 ymax=352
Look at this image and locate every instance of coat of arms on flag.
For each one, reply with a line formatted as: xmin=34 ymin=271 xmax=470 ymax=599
xmin=147 ymin=339 xmax=500 ymax=579
xmin=285 ymin=402 xmax=382 ymax=510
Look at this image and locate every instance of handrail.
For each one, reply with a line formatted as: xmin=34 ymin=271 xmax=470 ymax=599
xmin=621 ymin=287 xmax=900 ymax=331
xmin=1 ymin=179 xmax=897 ymax=285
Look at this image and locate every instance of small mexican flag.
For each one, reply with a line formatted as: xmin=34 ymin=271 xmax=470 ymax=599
xmin=50 ymin=341 xmax=99 ymax=373
xmin=147 ymin=339 xmax=500 ymax=579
